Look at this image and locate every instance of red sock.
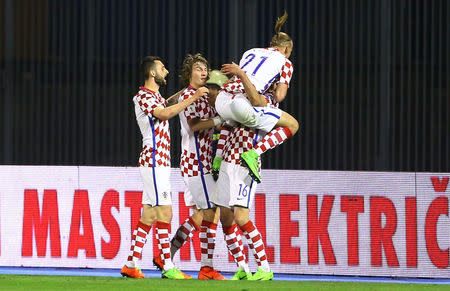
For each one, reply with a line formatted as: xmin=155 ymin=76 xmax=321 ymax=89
xmin=171 ymin=217 xmax=199 ymax=256
xmin=254 ymin=127 xmax=292 ymax=155
xmin=223 ymin=224 xmax=249 ymax=273
xmin=127 ymin=221 xmax=151 ymax=265
xmin=199 ymin=220 xmax=217 ymax=267
xmin=155 ymin=221 xmax=174 ymax=271
xmin=240 ymin=221 xmax=269 ymax=270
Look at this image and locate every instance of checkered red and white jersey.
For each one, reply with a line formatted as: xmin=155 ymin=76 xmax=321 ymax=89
xmin=222 ymin=126 xmax=264 ymax=169
xmin=223 ymin=47 xmax=294 ymax=95
xmin=178 ymin=86 xmax=217 ymax=177
xmin=133 ymin=87 xmax=171 ymax=167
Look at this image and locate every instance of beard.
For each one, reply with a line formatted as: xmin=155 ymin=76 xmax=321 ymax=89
xmin=154 ymin=74 xmax=167 ymax=87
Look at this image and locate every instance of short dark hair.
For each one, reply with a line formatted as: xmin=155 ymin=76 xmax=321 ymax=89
xmin=140 ymin=56 xmax=162 ymax=80
xmin=179 ymin=53 xmax=209 ymax=87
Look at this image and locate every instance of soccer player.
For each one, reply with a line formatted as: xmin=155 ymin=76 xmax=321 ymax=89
xmin=213 ymin=12 xmax=299 ymax=183
xmin=120 ymin=56 xmax=205 ymax=279
xmin=152 ymin=54 xmax=227 ymax=280
xmin=211 ymin=122 xmax=274 ymax=281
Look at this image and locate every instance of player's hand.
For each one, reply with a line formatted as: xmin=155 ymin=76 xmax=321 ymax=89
xmin=212 ymin=157 xmax=222 ymax=181
xmin=221 ymin=62 xmax=244 ymax=77
xmin=194 ymin=86 xmax=209 ymax=100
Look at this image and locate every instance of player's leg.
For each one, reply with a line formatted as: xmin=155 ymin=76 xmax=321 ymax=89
xmin=153 ymin=205 xmax=191 ymax=279
xmin=198 ymin=207 xmax=226 ymax=280
xmin=215 ymin=91 xmax=258 ymax=126
xmin=233 ymin=206 xmax=273 ymax=281
xmin=241 ymin=110 xmax=299 ymax=183
xmin=151 ymin=167 xmax=191 ymax=279
xmin=212 ymin=124 xmax=233 ymax=181
xmin=257 ymin=110 xmax=299 ymax=152
xmin=169 ymin=207 xmax=201 ymax=258
xmin=220 ymin=206 xmax=252 ymax=280
xmin=153 ymin=186 xmax=201 ymax=271
xmin=121 ymin=166 xmax=161 ymax=279
xmin=121 ymin=204 xmax=155 ymax=278
xmin=275 ymin=110 xmax=299 ymax=135
xmin=229 ymin=164 xmax=273 ymax=281
xmin=210 ymin=161 xmax=252 ymax=279
xmin=191 ymin=174 xmax=226 ymax=280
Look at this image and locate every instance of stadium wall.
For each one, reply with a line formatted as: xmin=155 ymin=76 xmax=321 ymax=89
xmin=2 ymin=0 xmax=449 ymax=172
xmin=0 ymin=166 xmax=448 ymax=278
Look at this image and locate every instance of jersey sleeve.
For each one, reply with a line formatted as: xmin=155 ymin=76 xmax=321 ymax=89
xmin=279 ymin=59 xmax=294 ymax=86
xmin=138 ymin=92 xmax=163 ymax=116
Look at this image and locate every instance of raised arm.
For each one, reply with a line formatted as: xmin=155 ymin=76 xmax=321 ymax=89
xmin=153 ymin=87 xmax=208 ymax=120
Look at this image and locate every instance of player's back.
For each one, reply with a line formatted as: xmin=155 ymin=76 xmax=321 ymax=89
xmin=222 ymin=126 xmax=263 ymax=166
xmin=239 ymin=47 xmax=287 ymax=93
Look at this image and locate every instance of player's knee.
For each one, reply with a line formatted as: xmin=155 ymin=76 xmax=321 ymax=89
xmin=140 ymin=209 xmax=156 ymax=226
xmin=157 ymin=206 xmax=173 ymax=223
xmin=289 ymin=119 xmax=299 ymax=135
xmin=233 ymin=210 xmax=250 ymax=227
xmin=219 ymin=207 xmax=235 ymax=226
xmin=191 ymin=210 xmax=203 ymax=227
xmin=200 ymin=207 xmax=217 ymax=223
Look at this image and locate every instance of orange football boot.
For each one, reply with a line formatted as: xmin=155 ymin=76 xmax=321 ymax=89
xmin=198 ymin=266 xmax=227 ymax=280
xmin=153 ymin=256 xmax=164 ymax=271
xmin=120 ymin=265 xmax=145 ymax=279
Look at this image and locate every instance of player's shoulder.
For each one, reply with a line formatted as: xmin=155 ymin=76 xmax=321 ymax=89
xmin=242 ymin=47 xmax=267 ymax=56
xmin=137 ymin=87 xmax=159 ymax=100
xmin=283 ymin=58 xmax=293 ymax=68
xmin=179 ymin=86 xmax=196 ymax=101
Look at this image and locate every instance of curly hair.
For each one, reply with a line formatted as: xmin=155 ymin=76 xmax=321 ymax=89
xmin=179 ymin=53 xmax=209 ymax=87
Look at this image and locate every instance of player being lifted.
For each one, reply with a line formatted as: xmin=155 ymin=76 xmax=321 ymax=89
xmin=213 ymin=12 xmax=299 ymax=183
xmin=153 ymin=54 xmax=227 ymax=280
xmin=121 ymin=56 xmax=205 ymax=280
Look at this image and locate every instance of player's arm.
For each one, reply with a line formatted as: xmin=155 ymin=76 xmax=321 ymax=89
xmin=274 ymin=83 xmax=288 ymax=103
xmin=188 ymin=116 xmax=224 ymax=132
xmin=166 ymin=87 xmax=186 ymax=106
xmin=153 ymin=87 xmax=208 ymax=120
xmin=221 ymin=62 xmax=268 ymax=107
xmin=274 ymin=60 xmax=293 ymax=103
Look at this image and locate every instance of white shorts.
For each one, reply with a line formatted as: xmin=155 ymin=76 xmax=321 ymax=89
xmin=215 ymin=91 xmax=282 ymax=132
xmin=139 ymin=166 xmax=172 ymax=206
xmin=210 ymin=161 xmax=257 ymax=209
xmin=183 ymin=174 xmax=216 ymax=209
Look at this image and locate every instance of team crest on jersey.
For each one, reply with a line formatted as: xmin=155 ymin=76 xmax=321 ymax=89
xmin=187 ymin=104 xmax=196 ymax=114
xmin=162 ymin=191 xmax=169 ymax=199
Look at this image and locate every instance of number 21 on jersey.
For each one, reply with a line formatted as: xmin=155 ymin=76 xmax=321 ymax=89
xmin=241 ymin=53 xmax=268 ymax=76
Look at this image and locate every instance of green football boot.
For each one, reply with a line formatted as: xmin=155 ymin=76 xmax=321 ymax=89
xmin=162 ymin=267 xmax=192 ymax=279
xmin=240 ymin=149 xmax=261 ymax=183
xmin=230 ymin=268 xmax=252 ymax=280
xmin=248 ymin=268 xmax=273 ymax=281
xmin=212 ymin=157 xmax=222 ymax=181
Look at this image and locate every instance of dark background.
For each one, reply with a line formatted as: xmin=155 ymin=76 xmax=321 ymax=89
xmin=1 ymin=0 xmax=448 ymax=171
